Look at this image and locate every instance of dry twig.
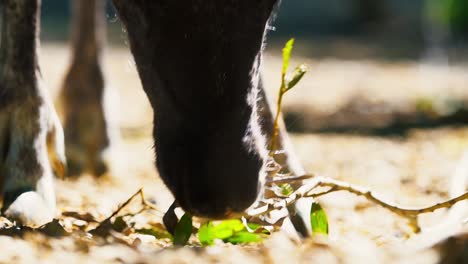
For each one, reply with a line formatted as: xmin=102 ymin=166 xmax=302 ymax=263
xmin=254 ymin=174 xmax=468 ymax=232
xmin=93 ymin=188 xmax=160 ymax=232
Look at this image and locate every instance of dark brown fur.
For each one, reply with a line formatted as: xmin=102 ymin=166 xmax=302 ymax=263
xmin=0 ymin=0 xmax=40 ymax=103
xmin=112 ymin=0 xmax=301 ymax=218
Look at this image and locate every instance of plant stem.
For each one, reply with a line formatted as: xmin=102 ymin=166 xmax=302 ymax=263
xmin=269 ymin=74 xmax=286 ymax=155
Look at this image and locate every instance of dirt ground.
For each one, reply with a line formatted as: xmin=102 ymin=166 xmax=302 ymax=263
xmin=0 ymin=44 xmax=467 ymax=263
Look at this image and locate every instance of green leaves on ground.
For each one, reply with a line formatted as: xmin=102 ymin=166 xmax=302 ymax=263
xmin=173 ymin=213 xmax=192 ymax=245
xmin=310 ymin=202 xmax=329 ymax=235
xmin=198 ymin=219 xmax=264 ymax=246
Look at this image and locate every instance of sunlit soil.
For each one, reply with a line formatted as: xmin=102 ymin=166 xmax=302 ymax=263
xmin=0 ymin=44 xmax=466 ymax=263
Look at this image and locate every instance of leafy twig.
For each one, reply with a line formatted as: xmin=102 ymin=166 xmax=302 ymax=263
xmin=259 ymin=175 xmax=468 ymax=232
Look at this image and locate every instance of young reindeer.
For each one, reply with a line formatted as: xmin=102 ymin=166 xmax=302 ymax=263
xmin=0 ymin=0 xmax=302 ymax=227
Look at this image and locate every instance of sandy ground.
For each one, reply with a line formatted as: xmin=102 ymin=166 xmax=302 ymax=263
xmin=0 ymin=43 xmax=467 ymax=263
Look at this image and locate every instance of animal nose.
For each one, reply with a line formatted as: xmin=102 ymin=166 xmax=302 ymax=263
xmin=174 ymin=155 xmax=263 ymax=219
xmin=156 ymin=135 xmax=264 ymax=219
xmin=178 ymin=187 xmax=259 ymax=219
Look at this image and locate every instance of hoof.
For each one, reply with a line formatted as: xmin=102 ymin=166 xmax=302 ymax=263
xmin=3 ymin=191 xmax=55 ymax=227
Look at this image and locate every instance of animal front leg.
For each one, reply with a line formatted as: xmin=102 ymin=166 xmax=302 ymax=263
xmin=0 ymin=0 xmax=65 ymax=226
xmin=60 ymin=0 xmax=112 ymax=177
xmin=0 ymin=92 xmax=65 ymax=227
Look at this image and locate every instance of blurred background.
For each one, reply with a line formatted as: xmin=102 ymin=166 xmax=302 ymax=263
xmin=41 ymin=0 xmax=468 ymax=60
xmin=36 ymin=1 xmax=468 ymax=173
xmin=40 ymin=1 xmax=468 ymax=136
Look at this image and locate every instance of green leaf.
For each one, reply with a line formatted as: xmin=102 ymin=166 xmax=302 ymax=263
xmin=285 ymin=64 xmax=308 ymax=92
xmin=310 ymin=202 xmax=329 ymax=235
xmin=214 ymin=219 xmax=245 ymax=233
xmin=173 ymin=213 xmax=192 ymax=245
xmin=282 ymin=38 xmax=295 ymax=75
xmin=197 ymin=219 xmax=265 ymax=246
xmin=198 ymin=222 xmax=216 ymax=246
xmin=246 ymin=222 xmax=262 ymax=231
xmin=198 ymin=220 xmax=243 ymax=245
xmin=279 ymin=183 xmax=294 ymax=196
xmin=224 ymin=231 xmax=263 ymax=244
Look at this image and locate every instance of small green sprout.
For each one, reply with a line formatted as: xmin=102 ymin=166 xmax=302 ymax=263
xmin=310 ymin=202 xmax=329 ymax=235
xmin=270 ymin=38 xmax=309 ymax=153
